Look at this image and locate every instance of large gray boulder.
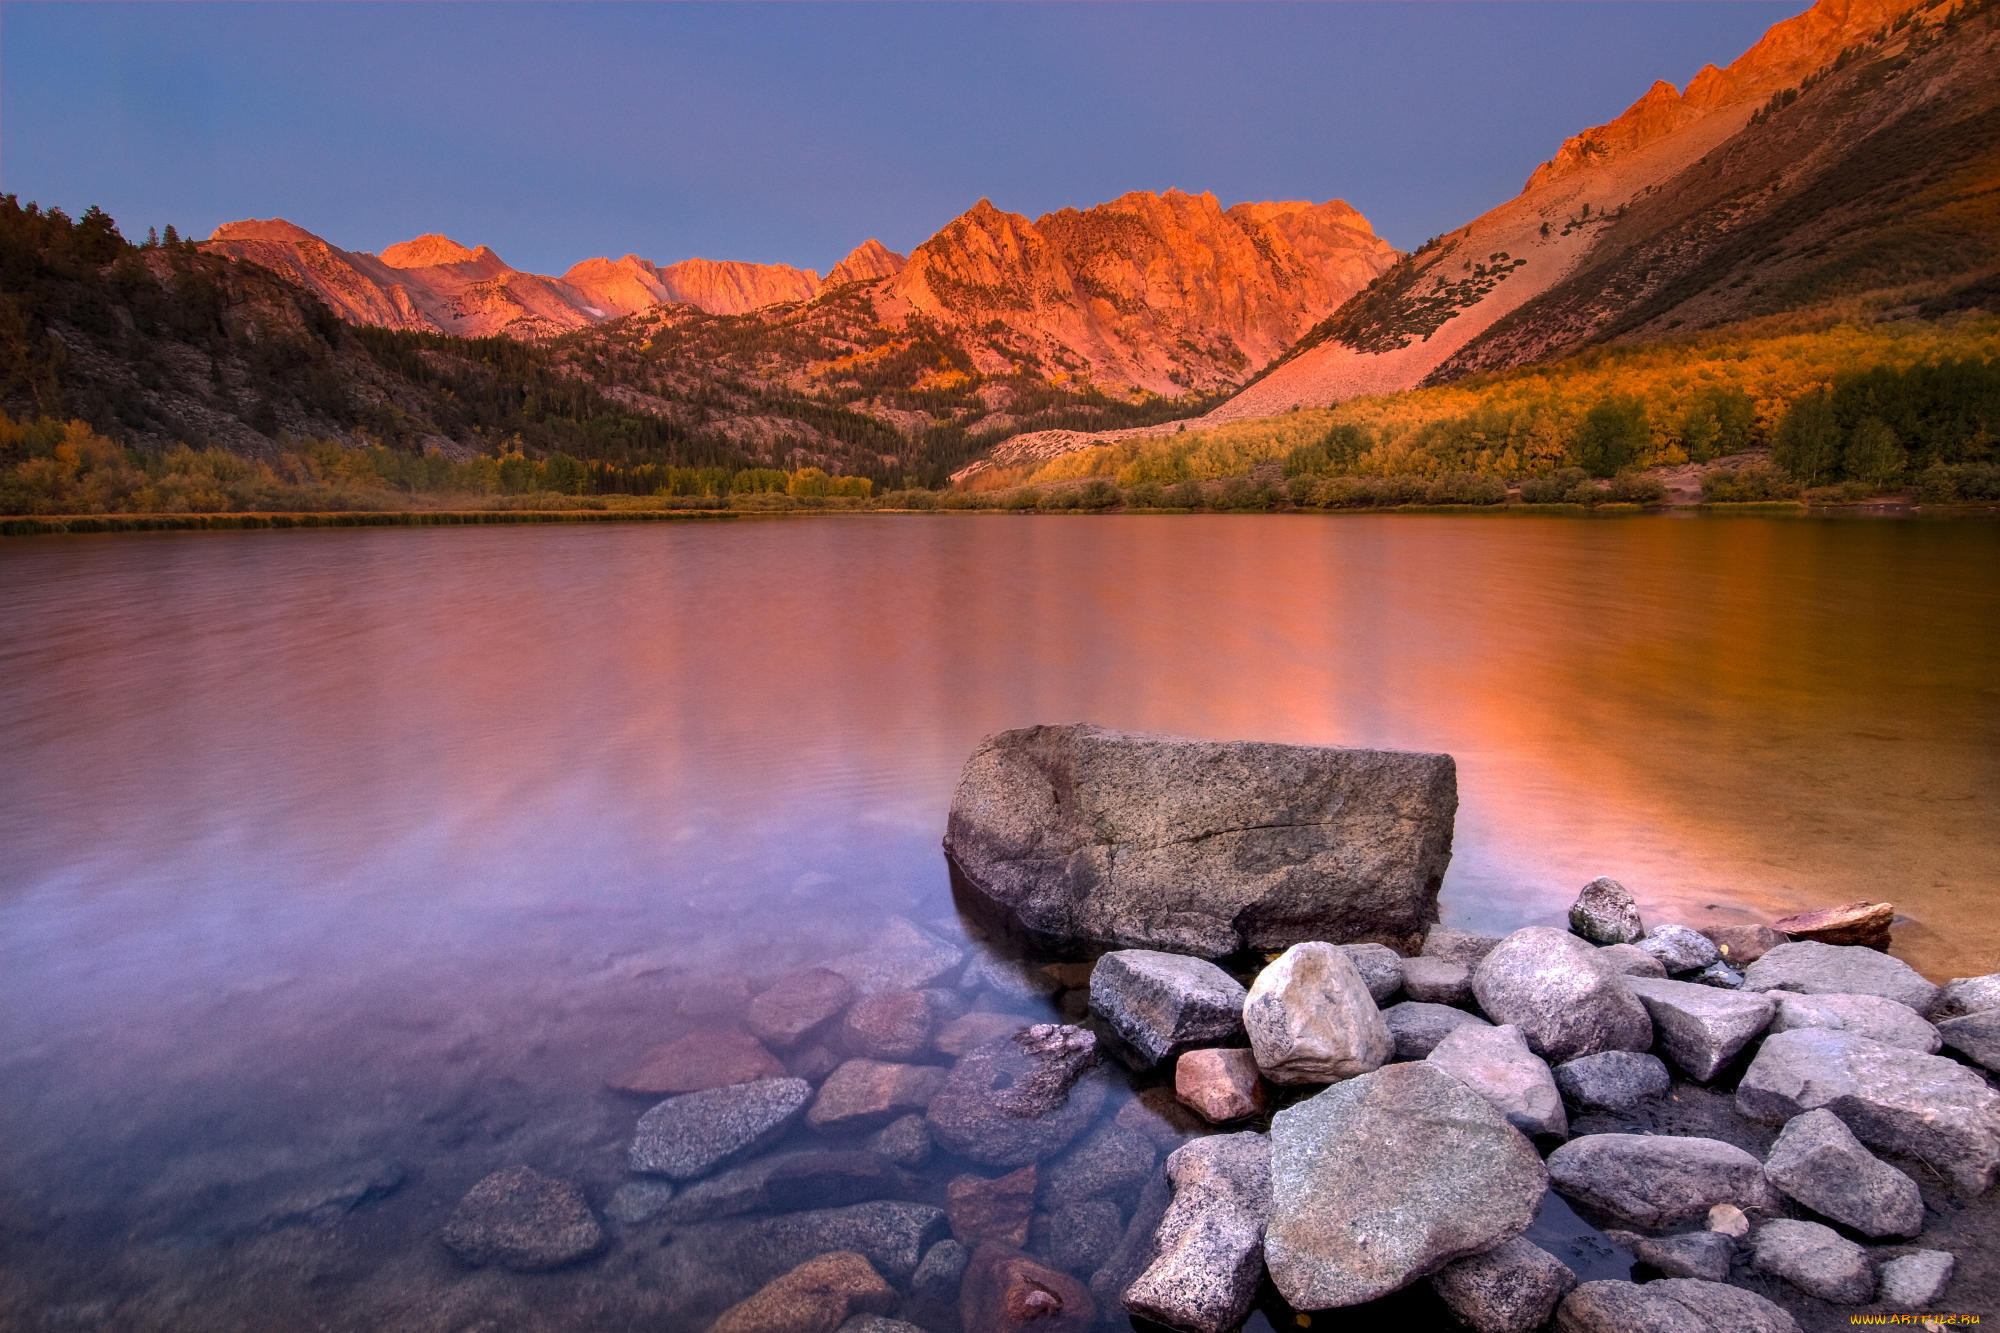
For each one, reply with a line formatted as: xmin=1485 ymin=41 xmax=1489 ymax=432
xmin=926 ymin=1025 xmax=1105 ymax=1168
xmin=1242 ymin=942 xmax=1391 ymax=1084
xmin=1736 ymin=1027 xmax=2000 ymax=1194
xmin=1939 ymin=1009 xmax=2000 ymax=1072
xmin=1625 ymin=977 xmax=1773 ymax=1081
xmin=1121 ymin=1133 xmax=1271 ymax=1333
xmin=1768 ymin=992 xmax=1942 ymax=1053
xmin=1471 ymin=928 xmax=1653 ymax=1063
xmin=1089 ymin=950 xmax=1246 ymax=1070
xmin=1426 ymin=1023 xmax=1566 ymax=1137
xmin=1762 ymin=1108 xmax=1922 ymax=1238
xmin=1646 ymin=1280 xmax=1801 ymax=1333
xmin=1427 ymin=1236 xmax=1577 ymax=1333
xmin=1382 ymin=1001 xmax=1491 ymax=1061
xmin=1742 ymin=942 xmax=1939 ymax=1012
xmin=1750 ymin=1218 xmax=1874 ymax=1303
xmin=1552 ymin=1051 xmax=1670 ymax=1113
xmin=630 ymin=1078 xmax=814 ymax=1180
xmin=943 ymin=726 xmax=1456 ymax=957
xmin=1569 ymin=877 xmax=1644 ymax=945
xmin=1558 ymin=1280 xmax=1799 ymax=1333
xmin=1265 ymin=1062 xmax=1546 ymax=1309
xmin=1545 ymin=1134 xmax=1776 ymax=1229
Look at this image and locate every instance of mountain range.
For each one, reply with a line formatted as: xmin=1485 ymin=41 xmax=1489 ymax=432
xmin=5 ymin=0 xmax=1993 ymax=487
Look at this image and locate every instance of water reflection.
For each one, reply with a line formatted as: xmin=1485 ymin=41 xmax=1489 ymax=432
xmin=0 ymin=515 xmax=1994 ymax=1327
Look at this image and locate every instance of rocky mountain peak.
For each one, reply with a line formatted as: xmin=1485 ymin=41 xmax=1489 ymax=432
xmin=825 ymin=239 xmax=906 ymax=288
xmin=208 ymin=218 xmax=323 ymax=245
xmin=379 ymin=234 xmax=481 ymax=268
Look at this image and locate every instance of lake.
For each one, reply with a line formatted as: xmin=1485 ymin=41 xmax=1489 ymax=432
xmin=2 ymin=514 xmax=1995 ymax=1329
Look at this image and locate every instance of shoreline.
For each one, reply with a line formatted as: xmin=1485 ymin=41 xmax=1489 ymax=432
xmin=5 ymin=501 xmax=1998 ymax=538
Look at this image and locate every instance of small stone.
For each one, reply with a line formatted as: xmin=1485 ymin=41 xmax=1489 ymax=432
xmin=1706 ymin=1203 xmax=1749 ymax=1237
xmin=841 ymin=990 xmax=938 ymax=1061
xmin=935 ymin=1012 xmax=1028 ymax=1057
xmin=1383 ymin=1001 xmax=1492 ymax=1060
xmin=1471 ymin=927 xmax=1653 ymax=1063
xmin=1424 ymin=925 xmax=1503 ymax=967
xmin=959 ymin=1244 xmax=1094 ymax=1333
xmin=1266 ymin=1063 xmax=1548 ymax=1309
xmin=1877 ymin=1249 xmax=1955 ymax=1308
xmin=1039 ymin=1122 xmax=1156 ymax=1210
xmin=1340 ymin=942 xmax=1405 ymax=1004
xmin=749 ymin=969 xmax=857 ymax=1049
xmin=1750 ymin=1218 xmax=1874 ymax=1304
xmin=1553 ymin=1051 xmax=1671 ymax=1112
xmin=438 ymin=1166 xmax=605 ymax=1272
xmin=870 ymin=1114 xmax=933 ymax=1168
xmin=1428 ymin=1235 xmax=1577 ymax=1333
xmin=1553 ymin=1280 xmax=1703 ymax=1332
xmin=1174 ymin=1048 xmax=1265 ymax=1124
xmin=1604 ymin=1228 xmax=1733 ymax=1281
xmin=1597 ymin=944 xmax=1668 ymax=979
xmin=1742 ymin=942 xmax=1939 ymax=1013
xmin=1090 ymin=950 xmax=1248 ymax=1070
xmin=1762 ymin=1108 xmax=1923 ymax=1238
xmin=926 ymin=1025 xmax=1105 ymax=1167
xmin=1625 ymin=977 xmax=1773 ymax=1081
xmin=1931 ymin=973 xmax=2000 ymax=1021
xmin=912 ymin=1238 xmax=971 ymax=1305
xmin=607 ymin=1029 xmax=786 ymax=1095
xmin=1938 ymin=1009 xmax=2000 ymax=1072
xmin=1401 ymin=955 xmax=1474 ymax=1005
xmin=1570 ymin=877 xmax=1645 ymax=945
xmin=1244 ymin=942 xmax=1391 ymax=1084
xmin=1769 ymin=991 xmax=1941 ymax=1053
xmin=808 ymin=1060 xmax=946 ymax=1131
xmin=605 ymin=1179 xmax=676 ymax=1226
xmin=1635 ymin=926 xmax=1720 ymax=976
xmin=631 ymin=1078 xmax=814 ymax=1180
xmin=1698 ymin=924 xmax=1786 ymax=967
xmin=1546 ymin=1134 xmax=1776 ymax=1229
xmin=825 ymin=917 xmax=965 ymax=994
xmin=1426 ymin=1022 xmax=1566 ymax=1137
xmin=710 ymin=1250 xmax=897 ymax=1333
xmin=1042 ymin=1198 xmax=1121 ymax=1274
xmin=1772 ymin=901 xmax=1894 ymax=950
xmin=948 ymin=1167 xmax=1037 ymax=1248
xmin=1736 ymin=1027 xmax=2000 ymax=1193
xmin=1689 ymin=962 xmax=1743 ymax=989
xmin=1123 ymin=1132 xmax=1272 ymax=1333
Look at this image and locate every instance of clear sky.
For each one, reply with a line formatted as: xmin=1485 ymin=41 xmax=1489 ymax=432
xmin=2 ymin=2 xmax=1800 ymax=276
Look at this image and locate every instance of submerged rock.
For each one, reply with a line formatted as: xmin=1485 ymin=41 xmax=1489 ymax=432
xmin=1741 ymin=942 xmax=1939 ymax=1013
xmin=1039 ymin=1122 xmax=1156 ymax=1210
xmin=870 ymin=1114 xmax=933 ymax=1169
xmin=1089 ymin=950 xmax=1247 ymax=1070
xmin=605 ymin=1179 xmax=676 ymax=1226
xmin=1425 ymin=1022 xmax=1566 ymax=1137
xmin=841 ymin=990 xmax=939 ymax=1062
xmin=1553 ymin=1051 xmax=1671 ymax=1112
xmin=912 ymin=1238 xmax=972 ymax=1306
xmin=1624 ymin=977 xmax=1773 ymax=1081
xmin=607 ymin=1028 xmax=786 ymax=1096
xmin=1762 ymin=1108 xmax=1923 ymax=1238
xmin=808 ymin=1060 xmax=945 ymax=1131
xmin=1174 ymin=1048 xmax=1265 ymax=1124
xmin=1265 ymin=1062 xmax=1546 ymax=1309
xmin=1569 ymin=877 xmax=1645 ymax=945
xmin=943 ymin=725 xmax=1456 ymax=956
xmin=1545 ymin=1134 xmax=1775 ymax=1229
xmin=1041 ymin=1198 xmax=1122 ymax=1274
xmin=960 ymin=1244 xmax=1095 ymax=1333
xmin=947 ymin=1167 xmax=1037 ymax=1249
xmin=739 ymin=1201 xmax=949 ymax=1284
xmin=826 ymin=917 xmax=965 ymax=995
xmin=1382 ymin=1001 xmax=1491 ymax=1060
xmin=709 ymin=1251 xmax=897 ymax=1333
xmin=438 ymin=1166 xmax=605 ymax=1272
xmin=749 ymin=969 xmax=858 ymax=1050
xmin=1123 ymin=1133 xmax=1272 ymax=1333
xmin=1768 ymin=991 xmax=1941 ymax=1053
xmin=1772 ymin=900 xmax=1894 ymax=950
xmin=1471 ymin=927 xmax=1652 ymax=1063
xmin=935 ymin=1012 xmax=1029 ymax=1057
xmin=1750 ymin=1218 xmax=1875 ymax=1304
xmin=631 ymin=1077 xmax=813 ymax=1180
xmin=1428 ymin=1236 xmax=1577 ymax=1333
xmin=926 ymin=1025 xmax=1105 ymax=1167
xmin=1242 ymin=942 xmax=1391 ymax=1084
xmin=1737 ymin=1027 xmax=2000 ymax=1193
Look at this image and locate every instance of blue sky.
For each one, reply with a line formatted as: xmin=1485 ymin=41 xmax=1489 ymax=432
xmin=2 ymin=2 xmax=1799 ymax=275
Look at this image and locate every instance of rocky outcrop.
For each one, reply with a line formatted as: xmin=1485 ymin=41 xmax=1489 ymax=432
xmin=1545 ymin=1134 xmax=1776 ymax=1229
xmin=1762 ymin=1109 xmax=1923 ymax=1238
xmin=1750 ymin=1219 xmax=1875 ymax=1303
xmin=1265 ymin=1063 xmax=1546 ymax=1308
xmin=1767 ymin=992 xmax=1942 ymax=1053
xmin=1089 ymin=950 xmax=1248 ymax=1070
xmin=944 ymin=726 xmax=1456 ymax=957
xmin=1471 ymin=928 xmax=1653 ymax=1062
xmin=1552 ymin=1051 xmax=1670 ymax=1112
xmin=1741 ymin=941 xmax=1938 ymax=1012
xmin=1625 ymin=977 xmax=1774 ymax=1081
xmin=1242 ymin=942 xmax=1392 ymax=1084
xmin=825 ymin=239 xmax=907 ymax=288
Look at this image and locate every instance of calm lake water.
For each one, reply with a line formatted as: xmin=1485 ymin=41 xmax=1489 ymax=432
xmin=2 ymin=514 xmax=1996 ymax=1330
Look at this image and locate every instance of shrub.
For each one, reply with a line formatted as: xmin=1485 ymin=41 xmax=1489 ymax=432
xmin=1605 ymin=472 xmax=1667 ymax=504
xmin=1003 ymin=487 xmax=1042 ymax=511
xmin=1424 ymin=472 xmax=1507 ymax=505
xmin=1519 ymin=467 xmax=1592 ymax=503
xmin=1166 ymin=479 xmax=1206 ymax=509
xmin=876 ymin=488 xmax=939 ymax=509
xmin=1702 ymin=462 xmax=1799 ymax=502
xmin=1573 ymin=396 xmax=1650 ymax=478
xmin=1843 ymin=417 xmax=1904 ymax=485
xmin=1125 ymin=480 xmax=1166 ymax=508
xmin=1037 ymin=487 xmax=1080 ymax=511
xmin=1077 ymin=479 xmax=1122 ymax=510
xmin=1915 ymin=462 xmax=2000 ymax=502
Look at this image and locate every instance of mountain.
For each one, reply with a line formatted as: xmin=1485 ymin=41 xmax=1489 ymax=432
xmin=1210 ymin=0 xmax=1994 ymax=422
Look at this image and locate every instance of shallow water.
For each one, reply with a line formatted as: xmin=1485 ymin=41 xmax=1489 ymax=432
xmin=1 ymin=514 xmax=1995 ymax=1329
